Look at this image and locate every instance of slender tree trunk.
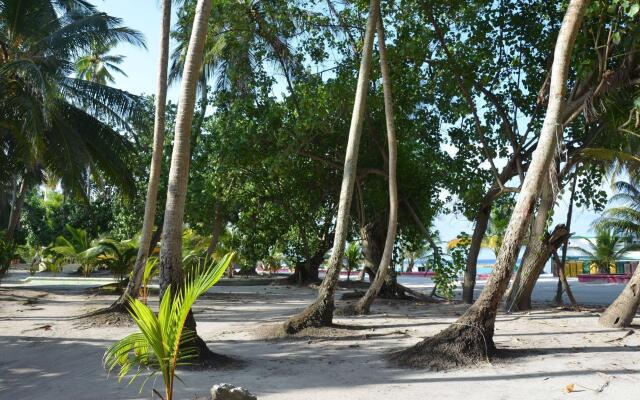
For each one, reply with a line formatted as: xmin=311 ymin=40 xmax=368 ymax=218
xmin=110 ymin=0 xmax=172 ymax=311
xmin=555 ymin=172 xmax=578 ymax=306
xmin=353 ymin=9 xmax=399 ymax=314
xmin=281 ymin=0 xmax=379 ymax=334
xmin=5 ymin=178 xmax=27 ymax=243
xmin=158 ymin=0 xmax=221 ymax=365
xmin=462 ymin=206 xmax=490 ymax=303
xmin=552 ymin=250 xmax=578 ymax=307
xmin=390 ymin=0 xmax=588 ymax=369
xmin=506 ymin=178 xmax=555 ymax=312
xmin=359 ymin=219 xmax=386 ymax=280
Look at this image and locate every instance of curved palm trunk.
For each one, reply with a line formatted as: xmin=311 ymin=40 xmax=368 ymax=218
xmin=111 ymin=0 xmax=172 ymax=311
xmin=353 ymin=9 xmax=399 ymax=314
xmin=281 ymin=0 xmax=379 ymax=334
xmin=600 ymin=265 xmax=640 ymax=327
xmin=506 ymin=178 xmax=554 ymax=311
xmin=390 ymin=0 xmax=589 ymax=369
xmin=158 ymin=0 xmax=219 ymax=365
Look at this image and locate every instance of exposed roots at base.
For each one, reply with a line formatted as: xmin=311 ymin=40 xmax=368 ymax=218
xmin=387 ymin=324 xmax=495 ymax=370
xmin=181 ymin=335 xmax=243 ymax=370
xmin=281 ymin=298 xmax=334 ymax=334
xmin=75 ymin=303 xmax=133 ymax=327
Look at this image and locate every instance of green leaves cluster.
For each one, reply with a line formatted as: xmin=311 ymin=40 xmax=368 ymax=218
xmin=103 ymin=253 xmax=234 ymax=400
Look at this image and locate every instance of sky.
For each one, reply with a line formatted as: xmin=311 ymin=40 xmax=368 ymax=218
xmin=98 ymin=1 xmax=606 ymax=248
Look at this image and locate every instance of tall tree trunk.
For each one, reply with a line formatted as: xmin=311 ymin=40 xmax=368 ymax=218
xmin=555 ymin=172 xmax=578 ymax=305
xmin=281 ymin=0 xmax=379 ymax=334
xmin=600 ymin=263 xmax=640 ymax=327
xmin=390 ymin=0 xmax=588 ymax=369
xmin=506 ymin=178 xmax=555 ymax=312
xmin=552 ymin=250 xmax=578 ymax=307
xmin=5 ymin=177 xmax=27 ymax=243
xmin=462 ymin=206 xmax=490 ymax=303
xmin=158 ymin=0 xmax=222 ymax=366
xmin=353 ymin=9 xmax=399 ymax=314
xmin=359 ymin=218 xmax=386 ymax=281
xmin=111 ymin=0 xmax=172 ymax=311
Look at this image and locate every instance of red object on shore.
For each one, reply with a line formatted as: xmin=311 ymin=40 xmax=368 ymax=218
xmin=577 ymin=274 xmax=631 ymax=284
xmin=397 ymin=271 xmax=436 ymax=277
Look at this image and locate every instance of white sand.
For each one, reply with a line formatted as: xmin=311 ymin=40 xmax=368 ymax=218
xmin=1 ymin=283 xmax=639 ymax=400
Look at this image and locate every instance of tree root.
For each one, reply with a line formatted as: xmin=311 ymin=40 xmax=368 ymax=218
xmin=181 ymin=335 xmax=243 ymax=370
xmin=281 ymin=296 xmax=334 ymax=334
xmin=388 ymin=323 xmax=495 ymax=370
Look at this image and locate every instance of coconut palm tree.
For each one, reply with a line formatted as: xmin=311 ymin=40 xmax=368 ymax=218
xmin=571 ymin=228 xmax=638 ymax=273
xmin=48 ymin=225 xmax=101 ymax=276
xmin=595 ymin=179 xmax=640 ymax=237
xmin=403 ymin=240 xmax=430 ymax=273
xmin=157 ymin=0 xmax=217 ymax=365
xmin=0 ymin=0 xmax=146 ymax=243
xmin=588 ymin=178 xmax=640 ymax=327
xmin=75 ymin=41 xmax=127 ymax=84
xmin=353 ymin=6 xmax=399 ymax=315
xmin=104 ymin=253 xmax=233 ymax=400
xmin=343 ymin=242 xmax=361 ymax=281
xmin=110 ymin=0 xmax=173 ymax=313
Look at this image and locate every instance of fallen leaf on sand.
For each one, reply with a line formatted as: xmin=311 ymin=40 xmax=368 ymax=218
xmin=21 ymin=324 xmax=53 ymax=333
xmin=605 ymin=330 xmax=634 ymax=343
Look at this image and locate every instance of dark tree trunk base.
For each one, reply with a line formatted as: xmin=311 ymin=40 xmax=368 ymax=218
xmin=281 ymin=296 xmax=334 ymax=334
xmin=280 ymin=273 xmax=321 ymax=286
xmin=75 ymin=303 xmax=134 ymax=327
xmin=388 ymin=323 xmax=495 ymax=370
xmin=181 ymin=335 xmax=241 ymax=370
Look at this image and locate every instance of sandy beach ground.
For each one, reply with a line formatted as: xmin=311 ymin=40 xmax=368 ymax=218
xmin=1 ymin=276 xmax=639 ymax=400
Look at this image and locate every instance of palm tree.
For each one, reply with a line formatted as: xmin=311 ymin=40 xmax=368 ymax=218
xmin=96 ymin=239 xmax=138 ymax=284
xmin=403 ymin=240 xmax=430 ymax=273
xmin=111 ymin=0 xmax=173 ymax=313
xmin=75 ymin=41 xmax=127 ymax=84
xmin=158 ymin=0 xmax=217 ymax=365
xmin=595 ymin=179 xmax=640 ymax=237
xmin=49 ymin=225 xmax=101 ymax=276
xmin=391 ymin=0 xmax=589 ymax=368
xmin=343 ymin=242 xmax=361 ymax=281
xmin=0 ymin=0 xmax=146 ymax=243
xmin=354 ymin=5 xmax=399 ymax=315
xmin=104 ymin=253 xmax=233 ymax=400
xmin=281 ymin=0 xmax=379 ymax=334
xmin=596 ymin=182 xmax=640 ymax=327
xmin=571 ymin=229 xmax=637 ymax=274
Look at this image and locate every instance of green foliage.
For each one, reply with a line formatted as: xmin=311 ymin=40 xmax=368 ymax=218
xmin=0 ymin=0 xmax=146 ymax=198
xmin=103 ymin=253 xmax=234 ymax=400
xmin=140 ymin=257 xmax=159 ymax=304
xmin=95 ymin=238 xmax=139 ymax=283
xmin=0 ymin=234 xmax=15 ymax=275
xmin=571 ymin=228 xmax=639 ymax=273
xmin=595 ymin=178 xmax=640 ymax=238
xmin=343 ymin=242 xmax=362 ymax=279
xmin=433 ymin=233 xmax=470 ymax=299
xmin=75 ymin=41 xmax=129 ymax=85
